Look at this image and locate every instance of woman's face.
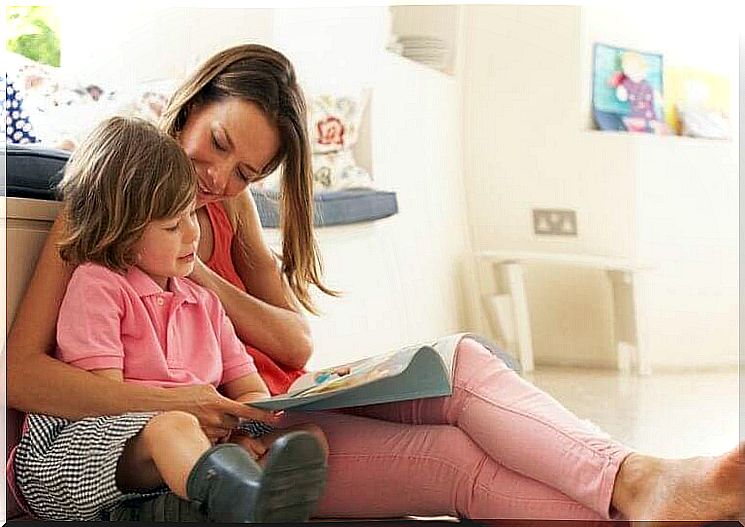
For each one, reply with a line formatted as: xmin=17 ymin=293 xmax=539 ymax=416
xmin=178 ymin=98 xmax=281 ymax=207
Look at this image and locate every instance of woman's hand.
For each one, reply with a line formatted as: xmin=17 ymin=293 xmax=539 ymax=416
xmin=166 ymin=384 xmax=281 ymax=442
xmin=198 ymin=195 xmax=313 ymax=369
xmin=185 ymin=245 xmax=312 ymax=369
xmin=187 ymin=254 xmax=209 ymax=287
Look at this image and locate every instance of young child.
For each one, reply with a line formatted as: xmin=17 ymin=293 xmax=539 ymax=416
xmin=11 ymin=116 xmax=328 ymax=523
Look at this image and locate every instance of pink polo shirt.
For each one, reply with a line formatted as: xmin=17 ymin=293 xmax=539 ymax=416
xmin=6 ymin=263 xmax=257 ymax=517
xmin=56 ymin=262 xmax=257 ymax=386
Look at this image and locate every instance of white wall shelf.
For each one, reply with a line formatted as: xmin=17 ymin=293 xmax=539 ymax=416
xmin=388 ymin=5 xmax=460 ymax=76
xmin=582 ymin=129 xmax=734 ymax=145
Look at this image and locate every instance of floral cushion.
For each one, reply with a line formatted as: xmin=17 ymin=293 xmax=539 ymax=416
xmin=311 ymin=150 xmax=372 ymax=191
xmin=309 ymin=91 xmax=368 ymax=154
xmin=259 ymin=91 xmax=374 ymax=193
xmin=7 ymin=56 xmax=374 ymax=192
xmin=4 ymin=75 xmax=39 ymax=145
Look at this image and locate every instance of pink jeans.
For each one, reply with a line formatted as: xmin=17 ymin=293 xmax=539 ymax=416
xmin=281 ymin=338 xmax=631 ymax=520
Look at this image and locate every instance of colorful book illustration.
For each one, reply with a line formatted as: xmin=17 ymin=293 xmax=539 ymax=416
xmin=247 ymin=333 xmax=470 ymax=412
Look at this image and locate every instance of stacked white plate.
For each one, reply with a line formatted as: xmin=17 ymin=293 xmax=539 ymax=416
xmin=396 ymin=35 xmax=448 ymax=70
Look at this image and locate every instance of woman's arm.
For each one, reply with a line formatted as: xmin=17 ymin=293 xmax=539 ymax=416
xmin=190 ymin=191 xmax=312 ymax=369
xmin=6 ymin=216 xmax=271 ymax=429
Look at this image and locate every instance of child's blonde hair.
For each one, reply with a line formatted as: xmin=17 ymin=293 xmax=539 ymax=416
xmin=57 ymin=116 xmax=196 ymax=271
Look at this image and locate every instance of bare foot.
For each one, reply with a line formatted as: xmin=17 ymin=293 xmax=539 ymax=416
xmin=612 ymin=443 xmax=744 ymax=523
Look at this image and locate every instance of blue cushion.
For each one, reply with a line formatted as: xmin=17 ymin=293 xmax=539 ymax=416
xmin=1 ymin=144 xmax=398 ymax=227
xmin=253 ymin=189 xmax=398 ymax=228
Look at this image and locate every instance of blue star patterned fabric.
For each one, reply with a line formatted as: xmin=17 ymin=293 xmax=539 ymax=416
xmin=4 ymin=75 xmax=39 ymax=144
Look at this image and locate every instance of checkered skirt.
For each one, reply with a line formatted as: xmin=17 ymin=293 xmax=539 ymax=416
xmin=13 ymin=412 xmax=168 ymax=521
xmin=14 ymin=412 xmax=276 ymax=521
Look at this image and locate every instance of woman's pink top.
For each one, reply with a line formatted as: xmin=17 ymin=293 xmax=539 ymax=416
xmin=203 ymin=201 xmax=305 ymax=396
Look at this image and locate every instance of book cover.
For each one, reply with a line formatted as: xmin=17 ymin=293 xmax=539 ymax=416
xmin=246 ymin=333 xmax=470 ymax=412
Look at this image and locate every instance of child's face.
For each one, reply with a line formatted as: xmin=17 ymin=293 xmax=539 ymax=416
xmin=134 ymin=206 xmax=200 ymax=289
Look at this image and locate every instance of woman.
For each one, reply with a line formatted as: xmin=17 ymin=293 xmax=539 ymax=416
xmin=7 ymin=44 xmax=742 ymax=522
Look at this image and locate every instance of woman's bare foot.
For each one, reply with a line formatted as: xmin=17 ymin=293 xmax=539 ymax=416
xmin=611 ymin=443 xmax=744 ymax=523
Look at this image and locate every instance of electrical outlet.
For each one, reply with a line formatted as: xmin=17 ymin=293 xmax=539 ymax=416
xmin=533 ymin=209 xmax=577 ymax=236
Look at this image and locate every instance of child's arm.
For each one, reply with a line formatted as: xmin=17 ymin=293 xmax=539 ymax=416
xmin=220 ymin=374 xmax=275 ymax=457
xmin=210 ymin=286 xmax=272 ymax=406
xmin=221 ymin=373 xmax=271 ymax=404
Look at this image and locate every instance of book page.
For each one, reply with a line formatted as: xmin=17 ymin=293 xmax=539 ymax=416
xmin=287 ymin=343 xmax=426 ymax=397
xmin=430 ymin=332 xmax=470 ymax=381
xmin=284 ymin=333 xmax=471 ymax=399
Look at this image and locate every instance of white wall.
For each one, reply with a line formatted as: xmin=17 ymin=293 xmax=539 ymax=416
xmin=632 ymin=138 xmax=738 ymax=369
xmin=460 ymin=4 xmax=739 ymax=370
xmin=461 ymin=5 xmax=617 ymax=367
xmin=58 ymin=6 xmax=471 ymax=369
xmin=60 ymin=6 xmax=274 ymax=86
xmin=272 ymin=7 xmax=390 ymax=94
xmin=270 ymin=8 xmax=471 ymax=368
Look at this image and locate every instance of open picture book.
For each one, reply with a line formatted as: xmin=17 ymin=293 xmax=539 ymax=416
xmin=247 ymin=333 xmax=471 ymax=411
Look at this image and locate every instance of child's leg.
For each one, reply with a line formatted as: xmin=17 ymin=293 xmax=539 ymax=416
xmin=116 ymin=410 xmax=211 ymax=497
xmin=117 ymin=410 xmax=326 ymax=523
xmin=14 ymin=412 xmax=167 ymax=521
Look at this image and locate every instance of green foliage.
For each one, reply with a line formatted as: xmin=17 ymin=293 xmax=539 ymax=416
xmin=6 ymin=6 xmax=61 ymax=67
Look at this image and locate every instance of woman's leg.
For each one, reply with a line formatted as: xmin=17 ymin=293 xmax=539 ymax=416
xmin=351 ymin=338 xmax=744 ymax=521
xmin=349 ymin=338 xmax=628 ymax=517
xmin=278 ymin=410 xmax=606 ymax=520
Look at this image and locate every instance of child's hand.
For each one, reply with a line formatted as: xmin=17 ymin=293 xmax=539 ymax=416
xmin=167 ymin=384 xmax=281 ymax=440
xmin=229 ymin=432 xmax=269 ymax=461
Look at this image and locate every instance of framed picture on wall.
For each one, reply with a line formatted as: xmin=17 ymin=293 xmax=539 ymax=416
xmin=592 ymin=43 xmax=666 ymax=134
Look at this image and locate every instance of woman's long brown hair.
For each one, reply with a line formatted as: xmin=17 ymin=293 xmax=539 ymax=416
xmin=160 ymin=44 xmax=337 ymax=314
